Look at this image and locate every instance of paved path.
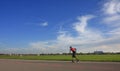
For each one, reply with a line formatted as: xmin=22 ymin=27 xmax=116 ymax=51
xmin=0 ymin=59 xmax=120 ymax=71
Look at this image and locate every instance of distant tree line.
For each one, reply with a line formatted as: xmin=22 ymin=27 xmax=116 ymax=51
xmin=0 ymin=52 xmax=120 ymax=56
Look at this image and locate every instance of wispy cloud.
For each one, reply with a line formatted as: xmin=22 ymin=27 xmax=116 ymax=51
xmin=73 ymin=15 xmax=94 ymax=33
xmin=102 ymin=0 xmax=120 ymax=26
xmin=102 ymin=0 xmax=120 ymax=38
xmin=103 ymin=0 xmax=120 ymax=15
xmin=80 ymin=44 xmax=120 ymax=53
xmin=39 ymin=22 xmax=48 ymax=27
xmin=108 ymin=28 xmax=120 ymax=35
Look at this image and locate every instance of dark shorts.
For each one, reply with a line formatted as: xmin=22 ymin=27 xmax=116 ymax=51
xmin=72 ymin=51 xmax=76 ymax=58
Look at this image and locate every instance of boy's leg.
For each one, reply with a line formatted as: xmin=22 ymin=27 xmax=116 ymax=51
xmin=72 ymin=53 xmax=75 ymax=63
xmin=75 ymin=55 xmax=79 ymax=62
xmin=76 ymin=58 xmax=79 ymax=63
xmin=72 ymin=58 xmax=76 ymax=63
xmin=72 ymin=58 xmax=74 ymax=63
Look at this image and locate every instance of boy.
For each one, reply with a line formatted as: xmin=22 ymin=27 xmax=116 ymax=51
xmin=69 ymin=46 xmax=79 ymax=63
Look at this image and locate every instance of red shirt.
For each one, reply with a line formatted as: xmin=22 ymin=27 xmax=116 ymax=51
xmin=70 ymin=48 xmax=76 ymax=52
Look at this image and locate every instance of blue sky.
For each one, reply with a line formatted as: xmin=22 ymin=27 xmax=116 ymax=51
xmin=0 ymin=0 xmax=120 ymax=54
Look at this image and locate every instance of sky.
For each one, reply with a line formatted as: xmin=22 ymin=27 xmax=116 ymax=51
xmin=0 ymin=0 xmax=120 ymax=54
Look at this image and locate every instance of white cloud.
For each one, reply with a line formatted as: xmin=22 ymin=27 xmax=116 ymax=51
xmin=108 ymin=28 xmax=120 ymax=36
xmin=102 ymin=0 xmax=120 ymax=38
xmin=103 ymin=0 xmax=120 ymax=26
xmin=95 ymin=44 xmax=120 ymax=52
xmin=73 ymin=15 xmax=94 ymax=33
xmin=103 ymin=15 xmax=120 ymax=24
xmin=72 ymin=15 xmax=103 ymax=42
xmin=40 ymin=22 xmax=48 ymax=27
xmin=103 ymin=0 xmax=120 ymax=15
xmin=80 ymin=44 xmax=120 ymax=53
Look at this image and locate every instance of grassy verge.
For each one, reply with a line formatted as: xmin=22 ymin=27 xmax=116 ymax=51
xmin=78 ymin=55 xmax=120 ymax=62
xmin=0 ymin=54 xmax=120 ymax=62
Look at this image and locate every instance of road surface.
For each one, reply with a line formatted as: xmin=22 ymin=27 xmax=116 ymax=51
xmin=0 ymin=59 xmax=120 ymax=71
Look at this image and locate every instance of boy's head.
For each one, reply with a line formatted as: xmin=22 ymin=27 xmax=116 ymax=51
xmin=70 ymin=46 xmax=72 ymax=48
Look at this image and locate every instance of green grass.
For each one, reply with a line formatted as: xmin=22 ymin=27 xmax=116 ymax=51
xmin=78 ymin=55 xmax=120 ymax=62
xmin=0 ymin=55 xmax=71 ymax=61
xmin=0 ymin=54 xmax=120 ymax=62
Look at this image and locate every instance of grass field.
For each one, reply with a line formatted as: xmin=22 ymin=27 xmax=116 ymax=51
xmin=0 ymin=54 xmax=120 ymax=62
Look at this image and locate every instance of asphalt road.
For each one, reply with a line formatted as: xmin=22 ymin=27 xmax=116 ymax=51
xmin=0 ymin=59 xmax=120 ymax=71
